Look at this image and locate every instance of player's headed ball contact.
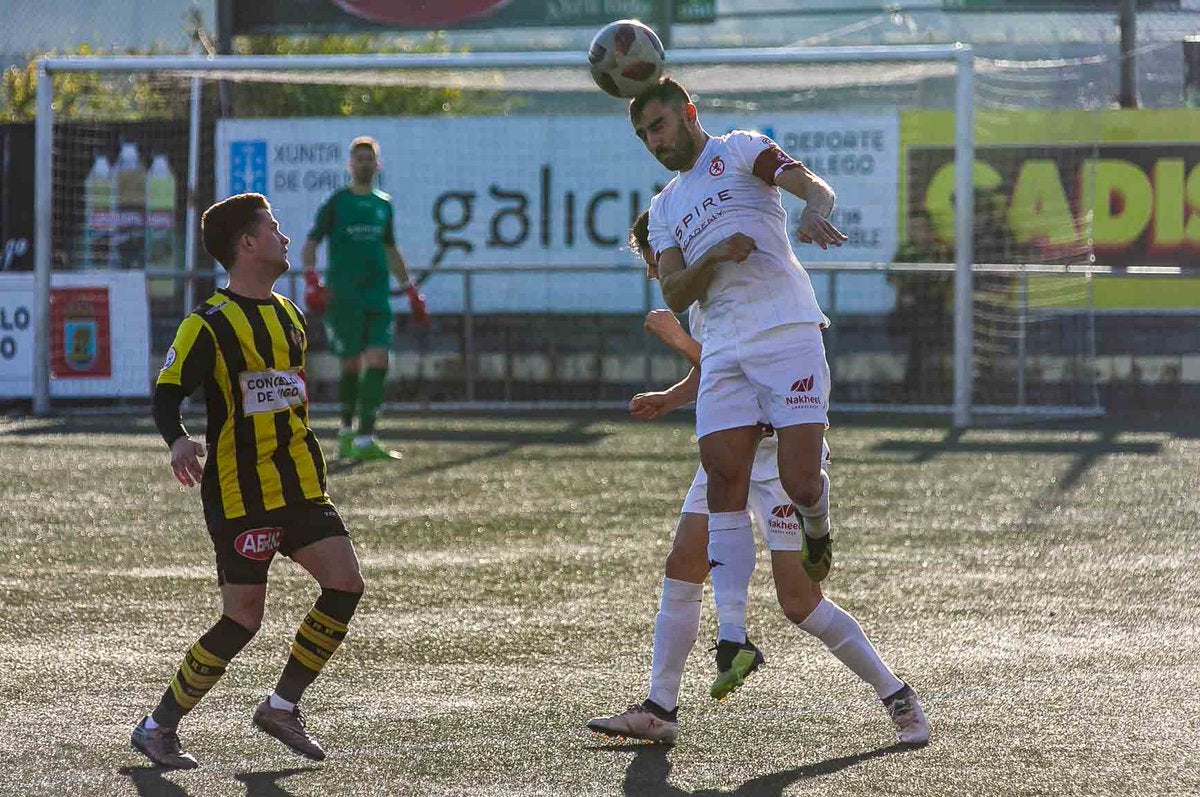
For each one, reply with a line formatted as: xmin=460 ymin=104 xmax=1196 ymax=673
xmin=588 ymin=19 xmax=666 ymax=99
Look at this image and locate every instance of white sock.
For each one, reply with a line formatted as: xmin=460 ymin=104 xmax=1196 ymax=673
xmin=354 ymin=434 xmax=374 ymax=448
xmin=646 ymin=577 xmax=704 ymax=713
xmin=797 ymin=598 xmax=904 ymax=699
xmin=707 ymin=511 xmax=756 ymax=644
xmin=795 ymin=470 xmax=831 ymax=538
xmin=143 ymin=715 xmax=159 ymax=730
xmin=268 ymin=692 xmax=296 ymax=712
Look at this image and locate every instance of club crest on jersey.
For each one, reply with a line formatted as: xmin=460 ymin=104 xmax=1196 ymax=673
xmin=709 ymin=156 xmax=725 ymax=176
xmin=768 ymin=504 xmax=800 ymax=535
xmin=234 ymin=527 xmax=283 ymax=561
xmin=288 ymin=325 xmax=305 ymax=349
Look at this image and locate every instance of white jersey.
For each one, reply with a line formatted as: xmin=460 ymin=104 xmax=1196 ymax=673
xmin=649 ymin=131 xmax=828 ymax=347
xmin=688 ymin=302 xmax=779 ymax=482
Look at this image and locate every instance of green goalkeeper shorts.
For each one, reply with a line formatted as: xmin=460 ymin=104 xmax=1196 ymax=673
xmin=323 ymin=298 xmax=393 ymax=358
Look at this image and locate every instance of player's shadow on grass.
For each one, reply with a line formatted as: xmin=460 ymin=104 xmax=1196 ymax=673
xmin=382 ymin=418 xmax=607 ymax=480
xmin=118 ymin=765 xmax=191 ymax=797
xmin=598 ymin=742 xmax=915 ymax=797
xmin=118 ymin=765 xmax=316 ymax=797
xmin=874 ymin=427 xmax=1160 ymax=489
xmin=234 ymin=766 xmax=319 ymax=796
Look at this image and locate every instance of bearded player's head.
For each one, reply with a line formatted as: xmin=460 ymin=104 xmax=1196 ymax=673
xmin=349 ymin=136 xmax=380 ymax=186
xmin=629 ymin=78 xmax=705 ymax=172
xmin=201 ymin=193 xmax=291 ymax=281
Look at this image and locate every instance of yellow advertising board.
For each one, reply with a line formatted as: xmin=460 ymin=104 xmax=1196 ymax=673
xmin=901 ymin=109 xmax=1200 ymax=308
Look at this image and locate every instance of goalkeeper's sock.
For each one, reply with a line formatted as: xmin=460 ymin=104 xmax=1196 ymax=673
xmin=646 ymin=577 xmax=703 ymax=713
xmin=707 ymin=511 xmax=756 ymax=644
xmin=357 ymin=367 xmax=387 ymax=437
xmin=151 ymin=615 xmax=255 ymax=727
xmin=795 ymin=598 xmax=903 ymax=699
xmin=338 ymin=370 xmax=359 ymax=430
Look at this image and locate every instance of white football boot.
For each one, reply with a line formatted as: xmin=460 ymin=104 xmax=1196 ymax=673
xmin=884 ymin=685 xmax=930 ymax=745
xmin=587 ymin=701 xmax=679 ymax=745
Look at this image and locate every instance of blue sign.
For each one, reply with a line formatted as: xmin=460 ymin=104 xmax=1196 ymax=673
xmin=230 ymin=140 xmax=268 ymax=194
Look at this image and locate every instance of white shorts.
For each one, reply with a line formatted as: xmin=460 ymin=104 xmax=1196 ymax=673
xmin=679 ymin=467 xmax=802 ymax=552
xmin=695 ymin=323 xmax=830 ymax=439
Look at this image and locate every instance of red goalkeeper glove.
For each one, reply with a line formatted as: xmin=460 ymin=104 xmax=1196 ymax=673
xmin=405 ymin=282 xmax=429 ymax=327
xmin=303 ymin=270 xmax=328 ymax=317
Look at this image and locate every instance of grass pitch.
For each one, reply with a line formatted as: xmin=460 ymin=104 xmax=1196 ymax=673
xmin=0 ymin=411 xmax=1197 ymax=797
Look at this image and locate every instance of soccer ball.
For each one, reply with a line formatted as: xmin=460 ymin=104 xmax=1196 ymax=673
xmin=587 ymin=19 xmax=666 ymax=99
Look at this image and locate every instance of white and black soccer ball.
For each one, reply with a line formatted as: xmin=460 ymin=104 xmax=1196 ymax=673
xmin=587 ymin=19 xmax=666 ymax=99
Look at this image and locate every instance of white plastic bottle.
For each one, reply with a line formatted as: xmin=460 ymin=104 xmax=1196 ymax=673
xmin=83 ymin=154 xmax=113 ymax=269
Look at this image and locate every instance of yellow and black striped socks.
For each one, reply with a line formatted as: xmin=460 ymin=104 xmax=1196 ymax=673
xmin=152 ymin=615 xmax=256 ymax=727
xmin=274 ymin=588 xmax=362 ymax=703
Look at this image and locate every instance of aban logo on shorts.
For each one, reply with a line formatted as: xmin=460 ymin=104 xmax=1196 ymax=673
xmin=768 ymin=504 xmax=800 ymax=535
xmin=235 ymin=527 xmax=283 ymax=561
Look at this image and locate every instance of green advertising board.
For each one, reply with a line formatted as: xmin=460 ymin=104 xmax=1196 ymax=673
xmin=674 ymin=0 xmax=716 ymax=23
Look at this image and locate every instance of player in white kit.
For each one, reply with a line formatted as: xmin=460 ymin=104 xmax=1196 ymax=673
xmin=634 ymin=76 xmax=841 ymax=669
xmin=586 ymin=212 xmax=929 ymax=746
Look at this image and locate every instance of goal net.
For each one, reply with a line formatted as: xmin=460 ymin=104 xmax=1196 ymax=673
xmin=31 ymin=45 xmax=1099 ymax=422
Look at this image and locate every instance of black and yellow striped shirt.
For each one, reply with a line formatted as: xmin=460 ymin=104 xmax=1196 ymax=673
xmin=157 ymin=288 xmax=328 ymax=520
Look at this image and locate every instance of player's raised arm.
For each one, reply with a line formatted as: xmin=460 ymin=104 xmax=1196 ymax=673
xmin=629 ymin=366 xmax=700 ymax=420
xmin=774 ymin=164 xmax=849 ymax=250
xmin=657 ymin=234 xmax=757 ymax=312
xmin=644 ymin=308 xmax=701 ymax=368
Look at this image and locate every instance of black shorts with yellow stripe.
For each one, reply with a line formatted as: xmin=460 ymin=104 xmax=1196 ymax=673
xmin=205 ymin=498 xmax=349 ymax=585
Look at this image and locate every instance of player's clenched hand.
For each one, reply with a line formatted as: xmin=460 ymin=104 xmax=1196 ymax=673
xmin=170 ymin=436 xmax=206 ymax=487
xmin=629 ymin=391 xmax=673 ymax=420
xmin=644 ymin=309 xmax=689 ymax=349
xmin=714 ymin=232 xmax=757 ymax=264
xmin=796 ymin=207 xmax=848 ymax=250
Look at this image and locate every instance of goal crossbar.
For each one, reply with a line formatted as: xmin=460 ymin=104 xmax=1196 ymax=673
xmin=33 ymin=44 xmax=975 ymax=423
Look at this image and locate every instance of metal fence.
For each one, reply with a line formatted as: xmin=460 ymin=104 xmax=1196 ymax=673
xmin=130 ymin=262 xmax=1188 ymax=416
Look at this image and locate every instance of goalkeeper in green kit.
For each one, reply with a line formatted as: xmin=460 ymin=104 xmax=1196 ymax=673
xmin=302 ymin=136 xmax=428 ymax=461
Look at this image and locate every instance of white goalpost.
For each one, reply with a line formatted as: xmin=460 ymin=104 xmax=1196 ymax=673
xmin=33 ymin=45 xmax=979 ymax=422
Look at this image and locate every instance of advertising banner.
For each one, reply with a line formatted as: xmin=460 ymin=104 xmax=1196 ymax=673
xmin=0 ymin=275 xmax=35 ymax=395
xmin=902 ymin=109 xmax=1200 ymax=268
xmin=217 ymin=112 xmax=899 ymax=312
xmin=0 ymin=272 xmax=149 ymax=399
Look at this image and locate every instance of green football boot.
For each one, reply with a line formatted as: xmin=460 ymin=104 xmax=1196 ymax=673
xmin=800 ymin=529 xmax=832 ymax=583
xmin=350 ymin=438 xmax=402 ymax=461
xmin=710 ymin=637 xmax=766 ymax=700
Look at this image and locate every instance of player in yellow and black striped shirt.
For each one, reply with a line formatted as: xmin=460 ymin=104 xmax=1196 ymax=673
xmin=131 ymin=193 xmax=365 ymax=769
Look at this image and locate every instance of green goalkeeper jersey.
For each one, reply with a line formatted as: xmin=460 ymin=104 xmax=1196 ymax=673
xmin=308 ymin=187 xmax=396 ymax=312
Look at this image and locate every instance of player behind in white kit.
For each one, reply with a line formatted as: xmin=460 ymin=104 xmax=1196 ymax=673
xmin=586 ymin=212 xmax=928 ymax=746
